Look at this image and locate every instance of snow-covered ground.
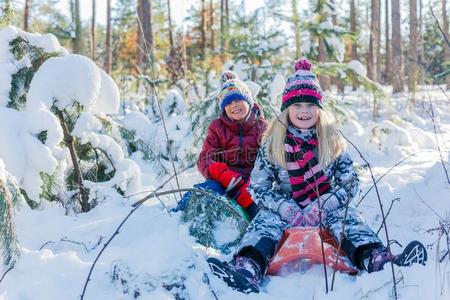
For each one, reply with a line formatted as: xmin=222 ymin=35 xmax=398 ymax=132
xmin=1 ymin=85 xmax=449 ymax=300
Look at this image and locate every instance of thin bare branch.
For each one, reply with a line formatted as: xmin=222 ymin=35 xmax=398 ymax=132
xmin=376 ymin=198 xmax=400 ymax=235
xmin=339 ymin=131 xmax=398 ymax=299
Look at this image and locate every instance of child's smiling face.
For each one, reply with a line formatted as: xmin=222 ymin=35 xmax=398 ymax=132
xmin=288 ymin=102 xmax=320 ymax=129
xmin=224 ymin=99 xmax=250 ymax=122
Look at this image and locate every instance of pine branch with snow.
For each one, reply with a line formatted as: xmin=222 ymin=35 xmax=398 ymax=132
xmin=180 ymin=192 xmax=249 ymax=254
xmin=0 ymin=161 xmax=22 ymax=269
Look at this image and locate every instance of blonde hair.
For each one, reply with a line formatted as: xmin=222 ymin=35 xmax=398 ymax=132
xmin=263 ymin=108 xmax=346 ymax=168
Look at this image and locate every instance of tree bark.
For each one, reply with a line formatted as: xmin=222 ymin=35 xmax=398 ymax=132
xmin=368 ymin=0 xmax=380 ymax=81
xmin=57 ymin=110 xmax=90 ymax=213
xmin=292 ymin=0 xmax=301 ymax=58
xmin=167 ymin=0 xmax=174 ymax=49
xmin=200 ymin=0 xmax=206 ymax=57
xmin=408 ymin=0 xmax=418 ymax=106
xmin=350 ymin=0 xmax=358 ymax=61
xmin=137 ymin=0 xmax=153 ymax=70
xmin=443 ymin=0 xmax=450 ymax=88
xmin=391 ymin=0 xmax=404 ymax=93
xmin=225 ymin=0 xmax=229 ymax=49
xmin=318 ymin=38 xmax=331 ymax=90
xmin=220 ymin=0 xmax=225 ymax=59
xmin=91 ymin=0 xmax=96 ymax=60
xmin=71 ymin=0 xmax=83 ymax=54
xmin=384 ymin=0 xmax=391 ymax=84
xmin=210 ymin=0 xmax=215 ymax=51
xmin=104 ymin=0 xmax=111 ymax=74
xmin=24 ymin=0 xmax=31 ymax=31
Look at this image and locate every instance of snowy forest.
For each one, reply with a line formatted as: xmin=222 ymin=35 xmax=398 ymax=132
xmin=0 ymin=0 xmax=449 ymax=299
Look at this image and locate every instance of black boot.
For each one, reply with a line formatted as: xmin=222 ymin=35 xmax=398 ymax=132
xmin=207 ymin=256 xmax=261 ymax=294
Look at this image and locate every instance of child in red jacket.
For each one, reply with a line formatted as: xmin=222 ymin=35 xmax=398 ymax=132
xmin=174 ymin=71 xmax=268 ymax=219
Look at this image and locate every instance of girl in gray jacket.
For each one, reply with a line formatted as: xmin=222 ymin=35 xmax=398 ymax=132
xmin=207 ymin=59 xmax=427 ymax=294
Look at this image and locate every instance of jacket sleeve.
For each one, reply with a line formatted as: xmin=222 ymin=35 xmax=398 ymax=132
xmin=197 ymin=122 xmax=222 ymax=178
xmin=248 ymin=145 xmax=300 ymax=216
xmin=320 ymin=151 xmax=360 ymax=211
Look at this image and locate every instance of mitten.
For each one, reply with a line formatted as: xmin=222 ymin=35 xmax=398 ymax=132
xmin=235 ymin=182 xmax=254 ymax=209
xmin=303 ymin=201 xmax=323 ymax=226
xmin=208 ymin=162 xmax=243 ymax=193
xmin=278 ymin=201 xmax=303 ymax=227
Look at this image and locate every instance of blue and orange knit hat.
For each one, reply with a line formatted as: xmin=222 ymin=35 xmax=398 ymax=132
xmin=281 ymin=59 xmax=323 ymax=111
xmin=218 ymin=70 xmax=254 ymax=112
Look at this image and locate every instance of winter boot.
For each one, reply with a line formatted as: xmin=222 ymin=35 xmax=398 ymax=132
xmin=207 ymin=256 xmax=261 ymax=294
xmin=364 ymin=241 xmax=427 ymax=273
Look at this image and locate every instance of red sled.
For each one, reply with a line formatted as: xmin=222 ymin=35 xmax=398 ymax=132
xmin=268 ymin=227 xmax=359 ymax=276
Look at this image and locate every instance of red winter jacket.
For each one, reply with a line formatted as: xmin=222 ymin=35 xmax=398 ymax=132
xmin=197 ymin=103 xmax=268 ymax=180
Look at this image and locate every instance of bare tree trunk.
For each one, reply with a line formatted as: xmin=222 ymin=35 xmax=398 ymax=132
xmin=331 ymin=0 xmax=337 ymax=25
xmin=292 ymin=0 xmax=301 ymax=58
xmin=24 ymin=0 xmax=31 ymax=31
xmin=225 ymin=0 xmax=229 ymax=49
xmin=220 ymin=0 xmax=225 ymax=59
xmin=210 ymin=0 xmax=215 ymax=51
xmin=91 ymin=0 xmax=96 ymax=60
xmin=418 ymin=0 xmax=424 ymax=84
xmin=350 ymin=0 xmax=358 ymax=90
xmin=408 ymin=0 xmax=418 ymax=106
xmin=368 ymin=0 xmax=380 ymax=81
xmin=318 ymin=38 xmax=331 ymax=90
xmin=443 ymin=0 xmax=450 ymax=88
xmin=391 ymin=0 xmax=404 ymax=93
xmin=137 ymin=0 xmax=153 ymax=70
xmin=104 ymin=0 xmax=111 ymax=74
xmin=350 ymin=0 xmax=358 ymax=61
xmin=71 ymin=0 xmax=83 ymax=54
xmin=57 ymin=110 xmax=90 ymax=212
xmin=167 ymin=0 xmax=174 ymax=49
xmin=200 ymin=0 xmax=206 ymax=57
xmin=385 ymin=0 xmax=391 ymax=84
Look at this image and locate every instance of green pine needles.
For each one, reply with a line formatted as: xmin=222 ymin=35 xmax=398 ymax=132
xmin=180 ymin=191 xmax=249 ymax=254
xmin=0 ymin=172 xmax=23 ymax=269
xmin=8 ymin=36 xmax=61 ymax=110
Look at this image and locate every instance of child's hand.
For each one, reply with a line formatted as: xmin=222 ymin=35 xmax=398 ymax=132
xmin=278 ymin=201 xmax=303 ymax=227
xmin=208 ymin=162 xmax=244 ymax=193
xmin=303 ymin=201 xmax=324 ymax=226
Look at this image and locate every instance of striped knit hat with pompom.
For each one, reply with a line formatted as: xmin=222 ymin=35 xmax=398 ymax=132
xmin=218 ymin=70 xmax=254 ymax=112
xmin=281 ymin=59 xmax=323 ymax=111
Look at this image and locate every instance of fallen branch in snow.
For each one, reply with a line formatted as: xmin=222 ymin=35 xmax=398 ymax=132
xmin=81 ymin=187 xmax=239 ymax=299
xmin=340 ymin=131 xmax=399 ymax=300
xmin=356 ymin=274 xmax=404 ymax=300
xmin=0 ymin=265 xmax=13 ymax=284
xmin=376 ymin=198 xmax=401 ymax=235
xmin=39 ymin=236 xmax=104 ymax=253
xmin=124 ymin=164 xmax=194 ymax=200
xmin=39 ymin=241 xmax=55 ymax=250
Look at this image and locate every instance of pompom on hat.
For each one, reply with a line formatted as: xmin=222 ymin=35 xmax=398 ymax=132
xmin=218 ymin=70 xmax=254 ymax=112
xmin=281 ymin=58 xmax=324 ymax=111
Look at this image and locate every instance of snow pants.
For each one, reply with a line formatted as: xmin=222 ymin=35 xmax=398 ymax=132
xmin=235 ymin=206 xmax=383 ymax=274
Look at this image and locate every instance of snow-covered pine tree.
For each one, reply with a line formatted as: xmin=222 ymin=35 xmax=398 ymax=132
xmin=7 ymin=36 xmax=61 ymax=110
xmin=0 ymin=160 xmax=23 ymax=269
